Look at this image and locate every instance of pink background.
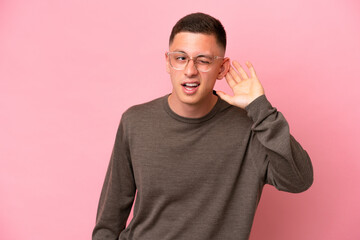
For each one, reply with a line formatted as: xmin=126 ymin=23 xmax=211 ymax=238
xmin=1 ymin=0 xmax=359 ymax=239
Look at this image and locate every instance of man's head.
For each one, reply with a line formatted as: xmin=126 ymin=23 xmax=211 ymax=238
xmin=169 ymin=12 xmax=226 ymax=52
xmin=166 ymin=13 xmax=230 ymax=114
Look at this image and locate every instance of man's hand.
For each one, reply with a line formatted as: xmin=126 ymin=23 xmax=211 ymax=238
xmin=217 ymin=60 xmax=265 ymax=109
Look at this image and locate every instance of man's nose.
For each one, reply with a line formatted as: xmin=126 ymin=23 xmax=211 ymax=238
xmin=184 ymin=59 xmax=198 ymax=76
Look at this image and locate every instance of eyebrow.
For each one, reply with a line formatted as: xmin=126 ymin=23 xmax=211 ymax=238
xmin=196 ymin=54 xmax=212 ymax=58
xmin=171 ymin=50 xmax=213 ymax=58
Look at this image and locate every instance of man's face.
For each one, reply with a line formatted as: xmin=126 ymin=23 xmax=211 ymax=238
xmin=166 ymin=32 xmax=228 ymax=107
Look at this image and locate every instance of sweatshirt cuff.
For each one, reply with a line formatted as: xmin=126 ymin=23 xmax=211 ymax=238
xmin=245 ymin=95 xmax=274 ymax=123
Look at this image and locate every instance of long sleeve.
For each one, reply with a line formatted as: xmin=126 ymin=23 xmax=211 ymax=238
xmin=92 ymin=117 xmax=137 ymax=239
xmin=245 ymin=95 xmax=314 ymax=193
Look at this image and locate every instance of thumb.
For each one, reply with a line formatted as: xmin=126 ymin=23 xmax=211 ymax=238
xmin=216 ymin=91 xmax=233 ymax=105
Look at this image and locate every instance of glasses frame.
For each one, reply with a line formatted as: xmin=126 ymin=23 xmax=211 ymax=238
xmin=167 ymin=51 xmax=224 ymax=72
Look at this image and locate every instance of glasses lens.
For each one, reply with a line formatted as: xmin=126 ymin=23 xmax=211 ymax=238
xmin=195 ymin=56 xmax=213 ymax=72
xmin=168 ymin=52 xmax=216 ymax=72
xmin=169 ymin=52 xmax=188 ymax=70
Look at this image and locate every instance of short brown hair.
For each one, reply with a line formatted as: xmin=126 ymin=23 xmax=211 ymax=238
xmin=169 ymin=12 xmax=227 ymax=50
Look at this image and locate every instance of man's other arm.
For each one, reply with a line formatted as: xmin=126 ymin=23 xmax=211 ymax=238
xmin=92 ymin=117 xmax=136 ymax=239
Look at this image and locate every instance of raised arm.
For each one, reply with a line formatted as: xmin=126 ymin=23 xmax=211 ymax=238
xmin=245 ymin=95 xmax=313 ymax=192
xmin=217 ymin=60 xmax=313 ymax=192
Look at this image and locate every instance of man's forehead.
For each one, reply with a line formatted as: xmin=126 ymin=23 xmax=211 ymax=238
xmin=169 ymin=32 xmax=223 ymax=55
xmin=170 ymin=32 xmax=217 ymax=45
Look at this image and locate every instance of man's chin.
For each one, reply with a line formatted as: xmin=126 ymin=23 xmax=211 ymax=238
xmin=179 ymin=93 xmax=202 ymax=105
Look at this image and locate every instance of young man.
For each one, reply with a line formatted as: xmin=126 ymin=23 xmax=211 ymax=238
xmin=92 ymin=13 xmax=313 ymax=240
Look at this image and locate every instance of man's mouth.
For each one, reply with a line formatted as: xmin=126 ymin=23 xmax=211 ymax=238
xmin=182 ymin=82 xmax=200 ymax=91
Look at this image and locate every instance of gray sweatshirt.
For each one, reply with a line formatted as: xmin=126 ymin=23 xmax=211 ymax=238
xmin=92 ymin=93 xmax=313 ymax=240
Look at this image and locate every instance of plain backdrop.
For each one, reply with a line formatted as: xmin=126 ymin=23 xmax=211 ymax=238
xmin=1 ymin=0 xmax=359 ymax=239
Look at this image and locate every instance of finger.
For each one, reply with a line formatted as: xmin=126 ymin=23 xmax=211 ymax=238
xmin=225 ymin=72 xmax=237 ymax=88
xmin=229 ymin=66 xmax=242 ymax=83
xmin=216 ymin=91 xmax=233 ymax=105
xmin=245 ymin=61 xmax=257 ymax=78
xmin=233 ymin=61 xmax=249 ymax=80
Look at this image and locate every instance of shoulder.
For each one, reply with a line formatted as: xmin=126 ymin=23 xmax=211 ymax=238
xmin=217 ymin=97 xmax=251 ymax=122
xmin=121 ymin=95 xmax=168 ymax=122
xmin=213 ymin=97 xmax=254 ymax=139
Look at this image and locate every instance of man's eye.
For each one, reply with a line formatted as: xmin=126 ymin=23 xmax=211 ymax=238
xmin=197 ymin=58 xmax=211 ymax=65
xmin=176 ymin=56 xmax=187 ymax=61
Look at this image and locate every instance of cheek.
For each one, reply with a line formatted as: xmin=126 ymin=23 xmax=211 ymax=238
xmin=202 ymin=72 xmax=218 ymax=86
xmin=169 ymin=70 xmax=180 ymax=84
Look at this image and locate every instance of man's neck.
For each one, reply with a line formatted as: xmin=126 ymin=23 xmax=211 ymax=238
xmin=168 ymin=93 xmax=218 ymax=118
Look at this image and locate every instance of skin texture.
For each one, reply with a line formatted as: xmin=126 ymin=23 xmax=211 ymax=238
xmin=165 ymin=32 xmax=264 ymax=118
xmin=217 ymin=60 xmax=265 ymax=110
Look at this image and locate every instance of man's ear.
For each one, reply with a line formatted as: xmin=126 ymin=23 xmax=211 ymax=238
xmin=217 ymin=57 xmax=230 ymax=80
xmin=165 ymin=52 xmax=171 ymax=74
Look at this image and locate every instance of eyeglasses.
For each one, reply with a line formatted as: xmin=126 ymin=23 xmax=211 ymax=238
xmin=167 ymin=51 xmax=224 ymax=72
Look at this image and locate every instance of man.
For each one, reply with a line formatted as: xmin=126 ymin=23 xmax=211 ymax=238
xmin=92 ymin=12 xmax=313 ymax=240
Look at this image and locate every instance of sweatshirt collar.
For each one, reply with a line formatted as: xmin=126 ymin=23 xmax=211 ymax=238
xmin=163 ymin=91 xmax=231 ymax=124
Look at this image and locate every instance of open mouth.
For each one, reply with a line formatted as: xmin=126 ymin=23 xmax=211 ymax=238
xmin=182 ymin=82 xmax=200 ymax=91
